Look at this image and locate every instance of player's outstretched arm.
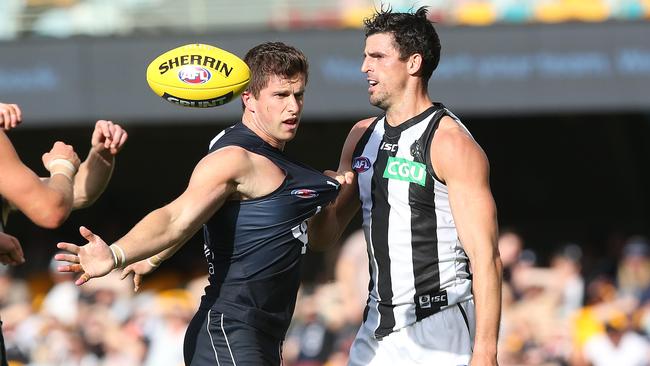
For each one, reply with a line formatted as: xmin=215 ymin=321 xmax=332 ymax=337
xmin=73 ymin=120 xmax=128 ymax=209
xmin=308 ymin=118 xmax=372 ymax=251
xmin=0 ymin=103 xmax=22 ymax=131
xmin=56 ymin=146 xmax=250 ymax=286
xmin=0 ymin=132 xmax=80 ymax=228
xmin=432 ymin=116 xmax=501 ymax=366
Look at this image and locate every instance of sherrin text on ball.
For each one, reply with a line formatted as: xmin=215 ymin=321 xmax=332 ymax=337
xmin=146 ymin=43 xmax=250 ymax=108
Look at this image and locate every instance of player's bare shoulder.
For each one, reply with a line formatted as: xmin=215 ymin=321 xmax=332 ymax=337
xmin=198 ymin=145 xmax=255 ymax=183
xmin=350 ymin=117 xmax=375 ymax=141
xmin=433 ymin=116 xmax=482 ymax=154
xmin=339 ymin=117 xmax=375 ymax=170
xmin=345 ymin=117 xmax=375 ymax=151
xmin=431 ymin=115 xmax=489 ymax=182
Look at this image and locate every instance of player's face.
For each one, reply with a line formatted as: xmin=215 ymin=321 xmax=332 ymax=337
xmin=361 ymin=33 xmax=408 ymax=110
xmin=253 ymin=74 xmax=306 ymax=146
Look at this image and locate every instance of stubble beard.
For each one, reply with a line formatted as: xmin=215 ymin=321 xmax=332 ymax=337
xmin=369 ymin=93 xmax=390 ymax=111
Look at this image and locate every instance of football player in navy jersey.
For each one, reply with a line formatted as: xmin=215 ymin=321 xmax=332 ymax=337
xmin=55 ymin=42 xmax=341 ymax=366
xmin=308 ymin=7 xmax=502 ymax=366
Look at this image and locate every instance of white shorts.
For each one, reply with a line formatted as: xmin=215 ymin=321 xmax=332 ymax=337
xmin=348 ymin=300 xmax=475 ymax=366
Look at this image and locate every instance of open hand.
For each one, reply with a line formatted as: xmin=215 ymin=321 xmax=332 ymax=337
xmin=120 ymin=259 xmax=158 ymax=292
xmin=55 ymin=226 xmax=115 ymax=285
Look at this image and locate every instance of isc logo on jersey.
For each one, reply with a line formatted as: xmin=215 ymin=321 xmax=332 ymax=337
xmin=179 ymin=66 xmax=211 ymax=84
xmin=383 ymin=157 xmax=427 ymax=186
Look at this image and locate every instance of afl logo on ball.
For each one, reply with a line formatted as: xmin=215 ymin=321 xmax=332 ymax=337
xmin=291 ymin=189 xmax=319 ymax=199
xmin=178 ymin=66 xmax=211 ymax=84
xmin=352 ymin=157 xmax=371 ymax=173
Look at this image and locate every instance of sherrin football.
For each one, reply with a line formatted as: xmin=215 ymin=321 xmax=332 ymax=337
xmin=146 ymin=43 xmax=250 ymax=108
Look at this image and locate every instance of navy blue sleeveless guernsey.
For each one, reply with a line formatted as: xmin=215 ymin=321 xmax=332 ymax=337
xmin=200 ymin=122 xmax=340 ymax=339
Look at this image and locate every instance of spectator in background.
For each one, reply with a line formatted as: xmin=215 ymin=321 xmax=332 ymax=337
xmin=40 ymin=254 xmax=81 ymax=328
xmin=498 ymin=229 xmax=524 ymax=280
xmin=570 ymin=274 xmax=640 ymax=366
xmin=285 ymin=286 xmax=338 ymax=366
xmin=498 ymin=229 xmax=524 ymax=303
xmin=551 ymin=244 xmax=585 ymax=318
xmin=617 ymin=236 xmax=650 ymax=300
xmin=142 ymin=289 xmax=194 ymax=366
xmin=334 ymin=229 xmax=369 ymax=329
xmin=582 ymin=310 xmax=650 ymax=366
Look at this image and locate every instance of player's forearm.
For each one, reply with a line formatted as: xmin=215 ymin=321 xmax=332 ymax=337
xmin=153 ymin=240 xmax=186 ymax=262
xmin=471 ymin=251 xmax=502 ymax=356
xmin=308 ymin=208 xmax=342 ymax=250
xmin=114 ymin=206 xmax=198 ymax=266
xmin=32 ymin=175 xmax=75 ymax=228
xmin=308 ymin=185 xmax=360 ymax=251
xmin=73 ymin=148 xmax=114 ymax=209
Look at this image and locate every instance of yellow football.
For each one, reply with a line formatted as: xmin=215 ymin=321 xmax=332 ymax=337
xmin=146 ymin=43 xmax=250 ymax=108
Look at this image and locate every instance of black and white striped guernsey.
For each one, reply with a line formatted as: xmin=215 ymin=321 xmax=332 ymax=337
xmin=352 ymin=103 xmax=473 ymax=338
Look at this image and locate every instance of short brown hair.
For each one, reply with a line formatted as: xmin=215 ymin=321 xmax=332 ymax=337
xmin=243 ymin=42 xmax=309 ymax=98
xmin=364 ymin=6 xmax=440 ymax=83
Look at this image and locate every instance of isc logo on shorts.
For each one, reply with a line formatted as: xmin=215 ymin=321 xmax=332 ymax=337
xmin=418 ymin=292 xmax=447 ymax=309
xmin=383 ymin=157 xmax=426 ymax=186
xmin=178 ymin=65 xmax=211 ymax=84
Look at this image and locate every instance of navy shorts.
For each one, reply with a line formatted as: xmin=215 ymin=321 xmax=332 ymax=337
xmin=184 ymin=308 xmax=283 ymax=366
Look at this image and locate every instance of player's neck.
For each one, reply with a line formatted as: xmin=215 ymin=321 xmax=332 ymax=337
xmin=384 ymin=91 xmax=433 ymax=127
xmin=242 ymin=114 xmax=286 ymax=151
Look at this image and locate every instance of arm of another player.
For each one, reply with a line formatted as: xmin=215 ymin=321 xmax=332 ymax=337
xmin=308 ymin=118 xmax=372 ymax=251
xmin=56 ymin=146 xmax=251 ymax=285
xmin=431 ymin=116 xmax=502 ymax=366
xmin=0 ymin=131 xmax=81 ymax=228
xmin=119 ymin=241 xmax=183 ymax=291
xmin=72 ymin=120 xmax=128 ymax=209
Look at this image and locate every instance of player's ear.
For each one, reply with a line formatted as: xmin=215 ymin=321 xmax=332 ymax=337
xmin=241 ymin=90 xmax=255 ymax=112
xmin=407 ymin=53 xmax=423 ymax=77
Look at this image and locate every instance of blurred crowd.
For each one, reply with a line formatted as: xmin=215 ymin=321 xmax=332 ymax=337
xmin=1 ymin=228 xmax=649 ymax=365
xmin=1 ymin=0 xmax=649 ymax=40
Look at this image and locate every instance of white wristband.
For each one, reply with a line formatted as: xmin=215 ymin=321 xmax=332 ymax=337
xmin=110 ymin=244 xmax=127 ymax=268
xmin=47 ymin=158 xmax=77 ymax=174
xmin=50 ymin=171 xmax=73 ymax=181
xmin=109 ymin=246 xmax=119 ymax=269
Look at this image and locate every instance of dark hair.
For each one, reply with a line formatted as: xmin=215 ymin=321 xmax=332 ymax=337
xmin=364 ymin=6 xmax=441 ymax=83
xmin=243 ymin=42 xmax=309 ymax=98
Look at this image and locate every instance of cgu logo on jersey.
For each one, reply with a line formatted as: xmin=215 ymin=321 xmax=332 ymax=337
xmin=178 ymin=65 xmax=211 ymax=84
xmin=352 ymin=157 xmax=371 ymax=173
xmin=291 ymin=189 xmax=318 ymax=199
xmin=383 ymin=156 xmax=427 ymax=186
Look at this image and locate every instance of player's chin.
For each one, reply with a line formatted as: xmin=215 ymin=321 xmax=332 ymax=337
xmin=279 ymin=128 xmax=299 ymax=141
xmin=283 ymin=131 xmax=298 ymax=142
